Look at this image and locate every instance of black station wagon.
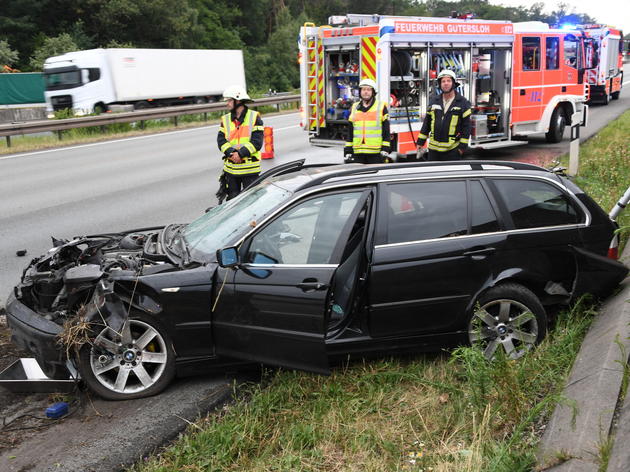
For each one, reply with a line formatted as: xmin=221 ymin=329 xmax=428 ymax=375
xmin=6 ymin=160 xmax=627 ymax=399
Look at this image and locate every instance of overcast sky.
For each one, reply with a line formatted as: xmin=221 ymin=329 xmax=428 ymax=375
xmin=489 ymin=0 xmax=629 ymax=35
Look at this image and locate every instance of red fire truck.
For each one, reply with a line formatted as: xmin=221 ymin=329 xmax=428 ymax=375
xmin=298 ymin=14 xmax=590 ymax=157
xmin=575 ymin=24 xmax=624 ymax=104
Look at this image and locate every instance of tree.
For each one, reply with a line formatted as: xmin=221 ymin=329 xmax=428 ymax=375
xmin=29 ymin=33 xmax=78 ymax=70
xmin=0 ymin=39 xmax=19 ymax=68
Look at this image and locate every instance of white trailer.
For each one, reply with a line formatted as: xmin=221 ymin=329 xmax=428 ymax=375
xmin=43 ymin=48 xmax=246 ymax=115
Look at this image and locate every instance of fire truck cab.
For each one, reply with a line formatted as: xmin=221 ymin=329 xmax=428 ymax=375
xmin=577 ymin=24 xmax=624 ymax=104
xmin=299 ymin=14 xmax=590 ymax=158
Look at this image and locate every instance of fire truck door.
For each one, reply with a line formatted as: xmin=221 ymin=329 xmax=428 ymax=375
xmin=513 ymin=35 xmax=543 ymax=123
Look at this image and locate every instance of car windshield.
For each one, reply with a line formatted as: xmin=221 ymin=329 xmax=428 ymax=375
xmin=184 ymin=181 xmax=292 ymax=262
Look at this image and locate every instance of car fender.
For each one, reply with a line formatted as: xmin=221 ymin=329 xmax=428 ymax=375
xmin=465 ymin=267 xmax=549 ymax=314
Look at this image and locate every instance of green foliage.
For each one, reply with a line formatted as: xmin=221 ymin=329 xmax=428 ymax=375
xmin=0 ymin=39 xmax=19 ymax=67
xmin=3 ymin=0 xmax=600 ymax=88
xmin=29 ymin=33 xmax=78 ymax=70
xmin=105 ymin=40 xmax=135 ymax=48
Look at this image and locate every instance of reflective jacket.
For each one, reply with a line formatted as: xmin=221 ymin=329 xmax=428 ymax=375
xmin=344 ymin=99 xmax=390 ymax=155
xmin=217 ymin=107 xmax=264 ymax=175
xmin=416 ymin=93 xmax=471 ymax=152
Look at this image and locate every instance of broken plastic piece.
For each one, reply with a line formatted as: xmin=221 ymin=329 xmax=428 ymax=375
xmin=16 ymin=249 xmax=27 ymax=257
xmin=45 ymin=401 xmax=69 ymax=419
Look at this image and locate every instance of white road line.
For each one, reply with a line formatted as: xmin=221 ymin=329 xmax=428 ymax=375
xmin=0 ymin=113 xmax=300 ymax=161
xmin=273 ymin=125 xmax=299 ymax=132
xmin=623 ymin=80 xmax=630 ymax=86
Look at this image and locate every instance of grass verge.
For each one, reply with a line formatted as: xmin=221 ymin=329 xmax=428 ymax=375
xmin=129 ymin=298 xmax=597 ymax=472
xmin=0 ymin=103 xmax=298 ymax=156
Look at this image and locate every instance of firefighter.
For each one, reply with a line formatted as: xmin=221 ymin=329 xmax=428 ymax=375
xmin=217 ymin=85 xmax=264 ymax=201
xmin=416 ymin=70 xmax=471 ymax=161
xmin=344 ymin=78 xmax=391 ymax=164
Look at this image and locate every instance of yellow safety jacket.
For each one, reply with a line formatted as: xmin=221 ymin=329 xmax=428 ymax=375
xmin=219 ymin=109 xmax=263 ymax=175
xmin=348 ymin=100 xmax=389 ymax=154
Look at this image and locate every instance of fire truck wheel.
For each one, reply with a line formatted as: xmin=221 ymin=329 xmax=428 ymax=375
xmin=545 ymin=108 xmax=566 ymax=143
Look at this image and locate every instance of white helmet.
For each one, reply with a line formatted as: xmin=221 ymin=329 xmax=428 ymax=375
xmin=437 ymin=69 xmax=459 ymax=88
xmin=359 ymin=78 xmax=377 ymax=94
xmin=223 ymin=85 xmax=252 ymax=102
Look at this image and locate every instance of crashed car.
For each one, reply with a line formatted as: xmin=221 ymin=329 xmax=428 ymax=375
xmin=6 ymin=160 xmax=628 ymax=400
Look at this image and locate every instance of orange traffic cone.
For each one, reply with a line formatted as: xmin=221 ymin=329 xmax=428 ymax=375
xmin=261 ymin=126 xmax=274 ymax=159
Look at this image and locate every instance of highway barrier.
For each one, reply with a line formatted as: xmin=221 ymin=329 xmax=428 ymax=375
xmin=0 ymin=94 xmax=300 ymax=147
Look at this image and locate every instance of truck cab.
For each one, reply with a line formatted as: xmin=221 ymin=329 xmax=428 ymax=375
xmin=44 ymin=50 xmax=113 ymax=115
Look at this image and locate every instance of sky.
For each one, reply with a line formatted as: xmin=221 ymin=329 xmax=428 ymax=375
xmin=490 ymin=0 xmax=629 ymax=35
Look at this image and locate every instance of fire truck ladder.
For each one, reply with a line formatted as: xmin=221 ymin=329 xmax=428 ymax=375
xmin=305 ymin=31 xmax=324 ymax=135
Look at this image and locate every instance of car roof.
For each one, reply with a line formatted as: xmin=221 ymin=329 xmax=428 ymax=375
xmin=270 ymin=160 xmax=556 ymax=193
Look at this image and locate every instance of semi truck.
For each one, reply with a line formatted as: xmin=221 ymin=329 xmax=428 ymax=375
xmin=43 ymin=48 xmax=246 ymax=115
xmin=298 ymin=14 xmax=590 ymax=157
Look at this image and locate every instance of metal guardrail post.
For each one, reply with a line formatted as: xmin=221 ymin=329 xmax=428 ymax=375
xmin=5 ymin=136 xmax=10 ymax=148
xmin=57 ymin=130 xmax=62 ymax=141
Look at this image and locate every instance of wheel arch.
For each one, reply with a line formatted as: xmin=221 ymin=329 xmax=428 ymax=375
xmin=466 ymin=268 xmax=549 ymax=315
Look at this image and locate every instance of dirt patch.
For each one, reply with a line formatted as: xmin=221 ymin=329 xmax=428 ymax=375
xmin=0 ymin=307 xmax=64 ymax=452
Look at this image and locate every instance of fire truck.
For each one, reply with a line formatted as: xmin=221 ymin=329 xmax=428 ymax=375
xmin=576 ymin=24 xmax=624 ymax=104
xmin=298 ymin=14 xmax=590 ymax=157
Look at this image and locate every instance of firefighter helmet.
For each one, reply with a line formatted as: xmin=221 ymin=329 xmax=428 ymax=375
xmin=223 ymin=85 xmax=252 ymax=102
xmin=437 ymin=69 xmax=459 ymax=88
xmin=359 ymin=78 xmax=377 ymax=94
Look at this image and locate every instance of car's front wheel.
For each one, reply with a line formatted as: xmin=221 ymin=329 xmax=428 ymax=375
xmin=468 ymin=283 xmax=547 ymax=360
xmin=78 ymin=315 xmax=175 ymax=400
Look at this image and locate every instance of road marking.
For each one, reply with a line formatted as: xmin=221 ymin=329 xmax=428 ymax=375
xmin=273 ymin=125 xmax=300 ymax=132
xmin=623 ymin=80 xmax=630 ymax=86
xmin=0 ymin=113 xmax=300 ymax=161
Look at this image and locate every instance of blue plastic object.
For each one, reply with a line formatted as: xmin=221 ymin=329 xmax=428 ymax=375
xmin=45 ymin=401 xmax=69 ymax=419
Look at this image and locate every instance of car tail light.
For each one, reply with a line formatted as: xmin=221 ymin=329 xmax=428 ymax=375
xmin=608 ymin=233 xmax=619 ymax=260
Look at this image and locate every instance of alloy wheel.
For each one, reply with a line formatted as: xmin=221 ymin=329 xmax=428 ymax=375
xmin=90 ymin=319 xmax=169 ymax=395
xmin=468 ymin=298 xmax=539 ymax=360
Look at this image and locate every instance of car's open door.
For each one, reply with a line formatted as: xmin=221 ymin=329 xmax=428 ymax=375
xmin=211 ymin=189 xmax=371 ymax=374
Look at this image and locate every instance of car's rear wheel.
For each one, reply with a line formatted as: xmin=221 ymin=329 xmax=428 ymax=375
xmin=78 ymin=315 xmax=175 ymax=400
xmin=468 ymin=283 xmax=547 ymax=360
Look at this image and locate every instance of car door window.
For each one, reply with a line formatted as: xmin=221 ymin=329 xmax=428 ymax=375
xmin=386 ymin=181 xmax=467 ymax=244
xmin=470 ymin=180 xmax=500 ymax=234
xmin=492 ymin=178 xmax=583 ymax=229
xmin=246 ymin=192 xmax=363 ymax=265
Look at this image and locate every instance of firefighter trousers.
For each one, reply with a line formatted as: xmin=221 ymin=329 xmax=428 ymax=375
xmin=427 ymin=148 xmax=463 ymax=161
xmin=225 ymin=172 xmax=259 ymax=200
xmin=352 ymin=153 xmax=386 ymax=164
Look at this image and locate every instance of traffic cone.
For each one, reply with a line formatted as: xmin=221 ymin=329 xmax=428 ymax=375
xmin=261 ymin=126 xmax=274 ymax=159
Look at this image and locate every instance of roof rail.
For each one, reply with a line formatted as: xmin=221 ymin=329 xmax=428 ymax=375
xmin=302 ymin=160 xmax=550 ymax=189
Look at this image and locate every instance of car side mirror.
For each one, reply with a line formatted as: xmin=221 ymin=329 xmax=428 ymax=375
xmin=217 ymin=247 xmax=240 ymax=268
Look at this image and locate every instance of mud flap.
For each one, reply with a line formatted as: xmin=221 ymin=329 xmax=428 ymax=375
xmin=571 ymin=246 xmax=628 ymax=300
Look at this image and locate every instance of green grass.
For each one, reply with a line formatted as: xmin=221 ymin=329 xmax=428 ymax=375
xmin=129 ymin=298 xmax=597 ymax=472
xmin=0 ymin=102 xmax=298 ymax=156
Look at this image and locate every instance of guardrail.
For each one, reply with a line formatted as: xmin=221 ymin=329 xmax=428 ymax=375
xmin=0 ymin=94 xmax=300 ymax=147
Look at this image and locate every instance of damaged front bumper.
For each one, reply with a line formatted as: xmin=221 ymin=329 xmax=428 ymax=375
xmin=6 ymin=291 xmax=67 ymax=377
